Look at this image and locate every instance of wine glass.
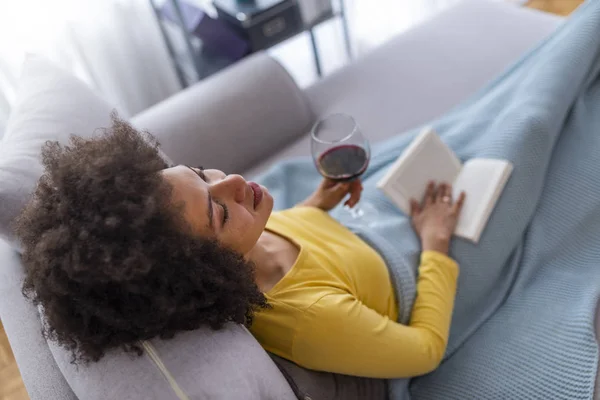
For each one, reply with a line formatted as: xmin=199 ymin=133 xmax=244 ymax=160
xmin=310 ymin=113 xmax=378 ymax=224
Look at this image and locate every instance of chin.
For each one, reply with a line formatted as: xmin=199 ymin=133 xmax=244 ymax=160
xmin=264 ymin=194 xmax=274 ymax=214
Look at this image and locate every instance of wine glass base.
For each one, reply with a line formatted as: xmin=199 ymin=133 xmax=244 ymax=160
xmin=343 ymin=202 xmax=379 ymax=228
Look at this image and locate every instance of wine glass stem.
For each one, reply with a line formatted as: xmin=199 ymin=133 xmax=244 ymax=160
xmin=347 ymin=205 xmax=364 ymax=219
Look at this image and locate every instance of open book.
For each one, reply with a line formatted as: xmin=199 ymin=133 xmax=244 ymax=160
xmin=376 ymin=128 xmax=513 ymax=243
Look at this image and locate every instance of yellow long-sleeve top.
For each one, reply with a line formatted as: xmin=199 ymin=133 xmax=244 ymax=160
xmin=249 ymin=206 xmax=459 ymax=379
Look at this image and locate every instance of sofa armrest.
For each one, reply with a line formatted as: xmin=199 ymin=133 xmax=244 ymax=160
xmin=0 ymin=240 xmax=77 ymax=400
xmin=131 ymin=52 xmax=313 ymax=173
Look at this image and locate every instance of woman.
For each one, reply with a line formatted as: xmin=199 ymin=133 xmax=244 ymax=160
xmin=15 ymin=116 xmax=464 ymax=378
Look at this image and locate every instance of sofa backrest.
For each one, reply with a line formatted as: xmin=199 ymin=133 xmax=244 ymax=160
xmin=304 ymin=0 xmax=562 ymax=146
xmin=131 ymin=52 xmax=313 ymax=175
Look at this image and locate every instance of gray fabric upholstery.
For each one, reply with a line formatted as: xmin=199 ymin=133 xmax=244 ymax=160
xmin=0 ymin=55 xmax=172 ymax=248
xmin=0 ymin=239 xmax=77 ymax=400
xmin=131 ymin=52 xmax=313 ymax=174
xmin=244 ymin=0 xmax=562 ymax=179
xmin=0 ymin=56 xmax=114 ymax=246
xmin=49 ymin=326 xmax=296 ymax=400
xmin=305 ymin=0 xmax=563 ymax=144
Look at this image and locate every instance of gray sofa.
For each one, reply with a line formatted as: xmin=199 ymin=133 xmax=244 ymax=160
xmin=3 ymin=1 xmax=597 ymax=399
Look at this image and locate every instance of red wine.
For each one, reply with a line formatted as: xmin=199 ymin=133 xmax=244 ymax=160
xmin=317 ymin=145 xmax=369 ymax=182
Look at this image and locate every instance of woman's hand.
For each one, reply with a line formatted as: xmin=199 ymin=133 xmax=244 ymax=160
xmin=299 ymin=178 xmax=363 ymax=212
xmin=410 ymin=182 xmax=466 ymax=254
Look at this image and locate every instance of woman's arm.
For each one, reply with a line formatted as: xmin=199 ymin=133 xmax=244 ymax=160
xmin=291 ymin=182 xmax=465 ymax=378
xmin=291 ymin=251 xmax=458 ymax=379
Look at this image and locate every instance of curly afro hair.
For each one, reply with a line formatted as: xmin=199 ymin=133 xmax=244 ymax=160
xmin=14 ymin=114 xmax=268 ymax=364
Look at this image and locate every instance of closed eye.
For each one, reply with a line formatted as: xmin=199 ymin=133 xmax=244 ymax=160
xmin=185 ymin=165 xmax=228 ymax=227
xmin=216 ymin=200 xmax=229 ymax=226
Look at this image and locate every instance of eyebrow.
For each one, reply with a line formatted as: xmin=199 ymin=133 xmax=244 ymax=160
xmin=185 ymin=165 xmax=214 ymax=230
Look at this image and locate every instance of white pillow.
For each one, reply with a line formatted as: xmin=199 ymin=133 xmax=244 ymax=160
xmin=0 ymin=55 xmax=169 ymax=247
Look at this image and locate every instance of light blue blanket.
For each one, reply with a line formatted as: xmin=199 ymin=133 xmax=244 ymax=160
xmin=256 ymin=1 xmax=600 ymax=398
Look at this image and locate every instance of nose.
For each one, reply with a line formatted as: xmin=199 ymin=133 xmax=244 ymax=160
xmin=210 ymin=174 xmax=247 ymax=203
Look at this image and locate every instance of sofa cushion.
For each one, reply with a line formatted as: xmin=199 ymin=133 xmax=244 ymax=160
xmin=49 ymin=326 xmax=296 ymax=400
xmin=1 ymin=55 xmax=295 ymax=400
xmin=131 ymin=52 xmax=313 ymax=174
xmin=0 ymin=55 xmax=175 ymax=248
xmin=0 ymin=56 xmax=118 ymax=246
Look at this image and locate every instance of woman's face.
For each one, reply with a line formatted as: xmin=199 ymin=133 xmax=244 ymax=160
xmin=161 ymin=166 xmax=273 ymax=255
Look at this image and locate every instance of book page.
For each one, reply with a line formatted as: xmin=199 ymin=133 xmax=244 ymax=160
xmin=377 ymin=128 xmax=462 ymax=214
xmin=453 ymin=159 xmax=513 ymax=242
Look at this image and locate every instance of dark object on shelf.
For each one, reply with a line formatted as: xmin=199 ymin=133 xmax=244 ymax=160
xmin=214 ymin=0 xmax=303 ymax=52
xmin=149 ymin=0 xmax=352 ymax=88
xmin=160 ymin=0 xmax=249 ymax=61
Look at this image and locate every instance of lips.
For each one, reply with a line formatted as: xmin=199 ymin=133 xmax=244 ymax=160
xmin=248 ymin=182 xmax=263 ymax=209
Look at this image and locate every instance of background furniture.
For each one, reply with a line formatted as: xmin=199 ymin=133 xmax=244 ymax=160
xmin=149 ymin=0 xmax=351 ymax=87
xmin=3 ymin=1 xmax=597 ymax=399
xmin=526 ymin=0 xmax=583 ymax=15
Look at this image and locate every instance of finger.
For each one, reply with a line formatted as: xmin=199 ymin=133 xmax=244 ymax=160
xmin=410 ymin=199 xmax=421 ymax=216
xmin=444 ymin=183 xmax=453 ymax=199
xmin=435 ymin=183 xmax=447 ymax=203
xmin=332 ymin=182 xmax=349 ymax=189
xmin=350 ymin=179 xmax=363 ymax=193
xmin=334 ymin=183 xmax=350 ymax=196
xmin=441 ymin=183 xmax=452 ymax=205
xmin=322 ymin=178 xmax=337 ymax=189
xmin=354 ymin=179 xmax=364 ymax=191
xmin=345 ymin=197 xmax=358 ymax=208
xmin=346 ymin=181 xmax=362 ymax=207
xmin=344 ymin=197 xmax=356 ymax=208
xmin=344 ymin=195 xmax=359 ymax=208
xmin=453 ymin=191 xmax=466 ymax=214
xmin=347 ymin=180 xmax=362 ymax=206
xmin=424 ymin=181 xmax=435 ymax=206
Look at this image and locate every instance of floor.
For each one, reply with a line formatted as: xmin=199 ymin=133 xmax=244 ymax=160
xmin=0 ymin=323 xmax=28 ymax=400
xmin=0 ymin=1 xmax=584 ymax=399
xmin=527 ymin=0 xmax=583 ymax=15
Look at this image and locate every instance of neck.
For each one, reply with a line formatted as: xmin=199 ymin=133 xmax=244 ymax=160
xmin=247 ymin=231 xmax=294 ymax=293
